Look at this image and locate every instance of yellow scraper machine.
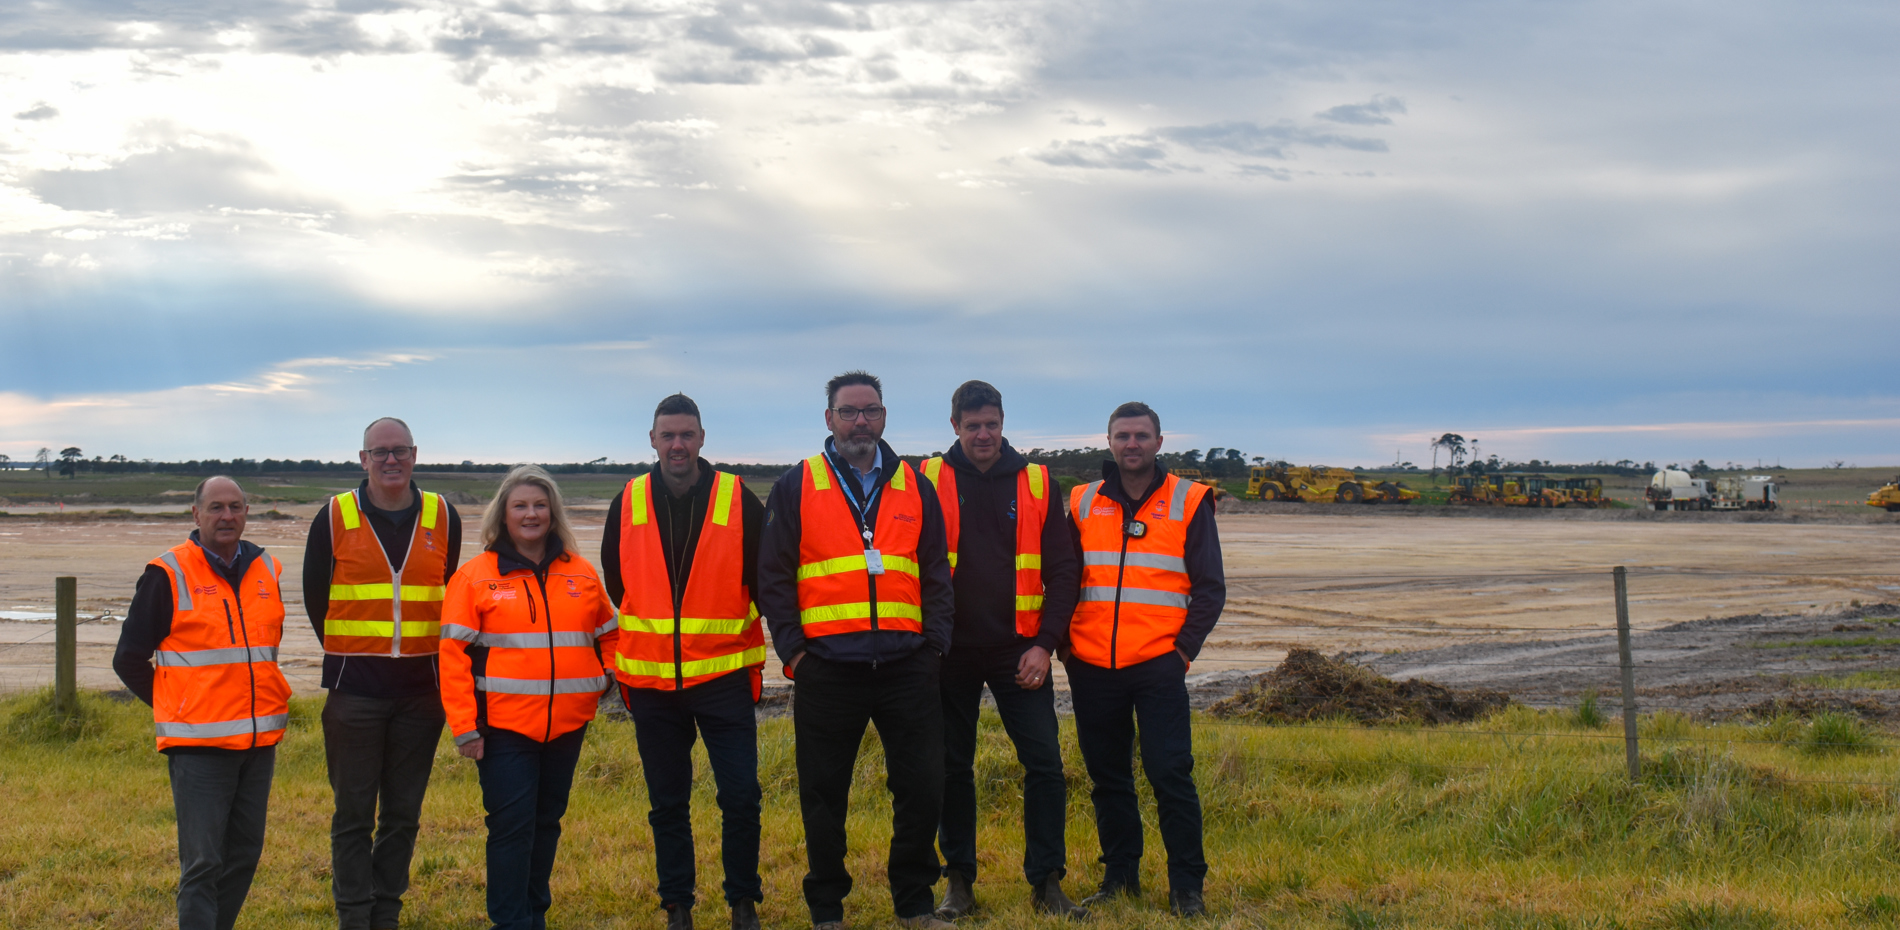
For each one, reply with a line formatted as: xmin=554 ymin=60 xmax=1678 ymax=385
xmin=1869 ymin=477 xmax=1900 ymax=512
xmin=1245 ymin=465 xmax=1420 ymax=504
xmin=1449 ymin=474 xmax=1608 ymax=508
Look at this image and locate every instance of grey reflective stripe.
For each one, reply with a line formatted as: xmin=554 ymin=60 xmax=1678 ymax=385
xmin=1079 ymin=586 xmax=1190 ymax=609
xmin=154 ymin=645 xmax=277 ymax=667
xmin=594 ymin=617 xmax=617 ymax=638
xmin=1081 ymin=551 xmax=1187 ymax=573
xmin=441 ymin=623 xmax=480 ymax=643
xmin=1078 ymin=481 xmax=1102 ymax=518
xmin=475 ymin=674 xmax=610 ymax=695
xmin=1169 ymin=477 xmax=1192 ymax=522
xmin=154 ymin=714 xmax=289 ymax=739
xmin=475 ymin=631 xmax=594 ymax=649
xmin=159 ymin=551 xmax=193 ymax=611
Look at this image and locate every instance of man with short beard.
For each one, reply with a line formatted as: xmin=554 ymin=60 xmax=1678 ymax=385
xmin=758 ymin=370 xmax=957 ymax=930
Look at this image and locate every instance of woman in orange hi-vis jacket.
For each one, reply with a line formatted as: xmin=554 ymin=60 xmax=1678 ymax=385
xmin=439 ymin=465 xmax=618 ymax=930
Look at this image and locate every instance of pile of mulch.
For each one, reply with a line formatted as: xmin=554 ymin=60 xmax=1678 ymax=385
xmin=1207 ymin=648 xmax=1511 ymax=725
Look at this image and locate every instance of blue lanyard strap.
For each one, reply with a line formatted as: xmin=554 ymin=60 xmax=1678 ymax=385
xmin=823 ymin=451 xmax=881 ymax=540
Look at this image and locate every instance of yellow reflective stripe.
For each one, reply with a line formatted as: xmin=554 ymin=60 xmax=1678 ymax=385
xmin=712 ymin=472 xmax=735 ymax=527
xmin=796 ymin=554 xmax=919 ymax=580
xmin=923 ymin=457 xmax=943 ymax=484
xmin=891 ymin=462 xmax=908 ymax=491
xmin=324 ymin=620 xmax=440 ymax=638
xmin=616 ymin=645 xmax=767 ymax=680
xmin=947 ymin=552 xmax=959 ymax=569
xmin=1015 ymin=554 xmax=1041 ymax=570
xmin=1015 ymin=595 xmax=1044 ymax=611
xmin=336 ymin=492 xmax=362 ymax=530
xmin=629 ymin=474 xmax=650 ymax=526
xmin=618 ymin=614 xmax=756 ymax=635
xmin=328 ymin=583 xmax=446 ymax=602
xmin=806 ymin=455 xmax=830 ymax=491
xmin=1028 ymin=464 xmax=1045 ymax=500
xmin=421 ymin=492 xmax=440 ymax=530
xmin=798 ymin=601 xmax=924 ymax=625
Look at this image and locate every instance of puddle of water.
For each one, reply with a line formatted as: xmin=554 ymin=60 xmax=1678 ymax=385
xmin=0 ymin=610 xmax=56 ymax=621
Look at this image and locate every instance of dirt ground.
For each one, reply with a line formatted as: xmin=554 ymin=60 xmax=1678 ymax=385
xmin=1 ymin=507 xmax=1895 ymax=709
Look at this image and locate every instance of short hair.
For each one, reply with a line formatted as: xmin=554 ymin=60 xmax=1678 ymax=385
xmin=362 ymin=416 xmax=413 ymax=449
xmin=950 ymin=380 xmax=1003 ymax=422
xmin=193 ymin=475 xmax=242 ymax=507
xmin=652 ymin=393 xmax=702 ymax=426
xmin=480 ymin=465 xmax=580 ymax=556
xmin=1107 ymin=401 xmax=1160 ymax=434
xmin=826 ymin=370 xmax=882 ymax=407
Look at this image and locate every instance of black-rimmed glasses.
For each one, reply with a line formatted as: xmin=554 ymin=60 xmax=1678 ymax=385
xmin=366 ymin=446 xmax=416 ymax=462
xmin=831 ymin=406 xmax=886 ymax=422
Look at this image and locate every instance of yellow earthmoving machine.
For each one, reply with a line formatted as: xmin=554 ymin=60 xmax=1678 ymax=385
xmin=1168 ymin=469 xmax=1230 ymax=499
xmin=1246 ymin=465 xmax=1418 ymax=504
xmin=1869 ymin=477 xmax=1900 ymax=512
xmin=1449 ymin=474 xmax=1580 ymax=507
xmin=1557 ymin=476 xmax=1608 ymax=508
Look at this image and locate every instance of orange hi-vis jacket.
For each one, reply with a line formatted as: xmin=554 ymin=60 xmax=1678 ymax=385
xmin=614 ymin=471 xmax=766 ymax=691
xmin=795 ymin=454 xmax=926 ymax=641
xmin=323 ymin=489 xmax=449 ymax=657
xmin=921 ymin=456 xmax=1049 ymax=638
xmin=148 ymin=542 xmax=292 ymax=752
xmin=1068 ymin=472 xmax=1211 ymax=669
xmin=439 ymin=550 xmax=618 ymax=745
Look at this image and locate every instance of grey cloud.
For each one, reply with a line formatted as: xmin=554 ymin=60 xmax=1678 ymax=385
xmin=1029 ymin=137 xmax=1170 ymax=171
xmin=27 ymin=127 xmax=323 ymax=214
xmin=1156 ymin=120 xmax=1387 ymax=157
xmin=13 ymin=103 xmax=57 ymax=120
xmin=1316 ymin=94 xmax=1406 ymax=125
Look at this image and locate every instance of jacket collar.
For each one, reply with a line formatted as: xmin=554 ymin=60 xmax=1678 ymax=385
xmin=1098 ymin=460 xmax=1167 ymax=512
xmin=944 ymin=438 xmax=1026 ymax=479
xmin=653 ymin=459 xmax=715 ymax=504
xmin=188 ymin=531 xmax=264 ymax=586
xmin=823 ymin=437 xmax=904 ymax=490
xmin=354 ymin=479 xmax=423 ymax=520
xmin=492 ymin=534 xmax=566 ymax=576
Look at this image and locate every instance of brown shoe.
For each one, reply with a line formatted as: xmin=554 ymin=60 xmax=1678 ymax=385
xmin=897 ymin=917 xmax=956 ymax=930
xmin=934 ymin=872 xmax=976 ymax=920
xmin=1033 ymin=875 xmax=1088 ymax=920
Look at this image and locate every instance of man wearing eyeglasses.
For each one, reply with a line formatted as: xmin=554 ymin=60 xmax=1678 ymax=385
xmin=758 ymin=370 xmax=957 ymax=930
xmin=303 ymin=417 xmax=464 ymax=930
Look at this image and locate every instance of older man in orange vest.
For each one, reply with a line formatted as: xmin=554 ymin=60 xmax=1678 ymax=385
xmin=1065 ymin=402 xmax=1225 ymax=918
xmin=758 ymin=370 xmax=957 ymax=930
xmin=601 ymin=393 xmax=767 ymax=930
xmin=114 ymin=475 xmax=292 ymax=930
xmin=304 ymin=417 xmax=463 ymax=930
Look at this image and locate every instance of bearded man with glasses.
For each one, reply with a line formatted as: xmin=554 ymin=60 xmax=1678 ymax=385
xmin=758 ymin=370 xmax=957 ymax=930
xmin=303 ymin=417 xmax=465 ymax=930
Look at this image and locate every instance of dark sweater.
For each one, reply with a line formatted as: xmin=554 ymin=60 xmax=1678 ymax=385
xmin=758 ymin=438 xmax=955 ymax=667
xmin=302 ymin=480 xmax=463 ymax=698
xmin=938 ymin=440 xmax=1079 ymax=652
xmin=1074 ymin=462 xmax=1226 ymax=661
xmin=599 ymin=459 xmax=766 ymax=613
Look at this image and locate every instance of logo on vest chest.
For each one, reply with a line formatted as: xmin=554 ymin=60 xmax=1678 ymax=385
xmin=255 ymin=581 xmax=272 ymax=600
xmin=1091 ymin=506 xmax=1118 ymax=517
xmin=488 ymin=582 xmax=517 ymax=600
xmin=566 ymin=578 xmax=582 ymax=598
xmin=422 ymin=528 xmax=436 ymax=551
xmin=889 ymin=512 xmax=917 ymax=524
xmin=194 ymin=583 xmax=219 ymax=597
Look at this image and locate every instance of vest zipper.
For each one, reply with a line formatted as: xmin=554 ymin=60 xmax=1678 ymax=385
xmin=672 ymin=494 xmax=700 ymax=690
xmin=1110 ymin=530 xmax=1130 ymax=670
xmin=227 ymin=589 xmax=259 ymax=750
xmin=534 ymin=567 xmax=555 ymax=742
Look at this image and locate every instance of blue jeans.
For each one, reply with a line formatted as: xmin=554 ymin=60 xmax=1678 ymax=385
xmin=476 ymin=725 xmax=587 ymax=930
xmin=623 ymin=669 xmax=764 ymax=909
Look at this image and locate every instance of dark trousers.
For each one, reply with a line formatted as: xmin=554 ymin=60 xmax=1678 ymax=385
xmin=1067 ymin=651 xmax=1206 ymax=895
xmin=938 ymin=642 xmax=1068 ymax=886
xmin=169 ymin=745 xmax=276 ymax=930
xmin=322 ymin=690 xmax=446 ymax=930
xmin=476 ymin=725 xmax=588 ymax=930
xmin=623 ymin=670 xmax=764 ymax=909
xmin=793 ymin=648 xmax=945 ymax=922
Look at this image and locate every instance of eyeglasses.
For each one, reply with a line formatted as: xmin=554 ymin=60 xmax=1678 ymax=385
xmin=366 ymin=446 xmax=416 ymax=462
xmin=831 ymin=405 xmax=886 ymax=422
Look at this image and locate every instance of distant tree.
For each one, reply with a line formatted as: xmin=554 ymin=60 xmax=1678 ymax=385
xmin=1430 ymin=433 xmax=1467 ymax=479
xmin=57 ymin=446 xmax=82 ymax=478
xmin=0 ymin=453 xmax=8 ymax=470
xmin=35 ymin=447 xmax=50 ymax=476
xmin=1830 ymin=460 xmax=1847 ymax=469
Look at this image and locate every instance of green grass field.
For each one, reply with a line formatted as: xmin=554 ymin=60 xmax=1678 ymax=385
xmin=5 ymin=689 xmax=1900 ymax=928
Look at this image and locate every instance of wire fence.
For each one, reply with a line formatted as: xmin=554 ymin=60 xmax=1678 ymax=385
xmin=3 ymin=566 xmax=1899 ymax=788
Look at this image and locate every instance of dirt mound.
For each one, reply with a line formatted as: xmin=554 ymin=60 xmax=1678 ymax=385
xmin=1207 ymin=648 xmax=1510 ymax=725
xmin=1744 ymin=695 xmax=1892 ymax=722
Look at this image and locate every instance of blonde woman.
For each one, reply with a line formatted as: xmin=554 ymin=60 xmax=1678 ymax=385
xmin=439 ymin=465 xmax=618 ymax=930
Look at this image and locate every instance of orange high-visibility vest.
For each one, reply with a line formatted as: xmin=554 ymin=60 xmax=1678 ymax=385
xmin=439 ymin=550 xmax=618 ymax=745
xmin=148 ymin=542 xmax=292 ymax=751
xmin=921 ymin=456 xmax=1048 ymax=638
xmin=613 ymin=471 xmax=766 ymax=691
xmin=795 ymin=454 xmax=925 ymax=639
xmin=323 ymin=489 xmax=449 ymax=657
xmin=1068 ymin=472 xmax=1209 ymax=669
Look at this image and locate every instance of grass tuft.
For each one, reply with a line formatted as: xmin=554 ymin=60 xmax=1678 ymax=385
xmin=1572 ymin=689 xmax=1605 ymax=729
xmin=1663 ymin=902 xmax=1779 ymax=928
xmin=1802 ymin=712 xmax=1879 ymax=756
xmin=3 ymin=688 xmax=103 ymax=743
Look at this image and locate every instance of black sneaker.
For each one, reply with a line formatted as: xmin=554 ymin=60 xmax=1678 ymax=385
xmin=1169 ymin=888 xmax=1205 ymax=918
xmin=1081 ymin=881 xmax=1139 ymax=907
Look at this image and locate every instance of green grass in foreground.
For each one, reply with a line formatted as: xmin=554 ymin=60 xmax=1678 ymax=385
xmin=1800 ymin=670 xmax=1900 ymax=690
xmin=6 ymin=691 xmax=1900 ymax=928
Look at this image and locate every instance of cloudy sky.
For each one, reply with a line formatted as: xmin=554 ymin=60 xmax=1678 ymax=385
xmin=2 ymin=0 xmax=1895 ymax=468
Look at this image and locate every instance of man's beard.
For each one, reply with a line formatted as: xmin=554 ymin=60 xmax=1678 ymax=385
xmin=838 ymin=433 xmax=877 ymax=458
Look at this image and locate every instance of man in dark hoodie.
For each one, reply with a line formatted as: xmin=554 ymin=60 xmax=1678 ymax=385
xmin=758 ymin=370 xmax=956 ymax=930
xmin=919 ymin=381 xmax=1085 ymax=920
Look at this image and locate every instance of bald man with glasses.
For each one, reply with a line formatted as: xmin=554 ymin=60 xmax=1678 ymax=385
xmin=303 ymin=418 xmax=465 ymax=930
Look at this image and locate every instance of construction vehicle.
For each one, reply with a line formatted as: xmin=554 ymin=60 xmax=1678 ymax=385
xmin=1246 ymin=465 xmax=1418 ymax=504
xmin=1712 ymin=475 xmax=1778 ymax=511
xmin=1646 ymin=469 xmax=1712 ymax=511
xmin=1556 ymin=477 xmax=1608 ymax=508
xmin=1446 ymin=473 xmax=1604 ymax=508
xmin=1168 ymin=469 xmax=1230 ymax=499
xmin=1869 ymin=477 xmax=1900 ymax=512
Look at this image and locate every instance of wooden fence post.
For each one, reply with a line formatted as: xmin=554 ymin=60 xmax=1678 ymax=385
xmin=55 ymin=576 xmax=77 ymax=715
xmin=1614 ymin=566 xmax=1639 ymax=782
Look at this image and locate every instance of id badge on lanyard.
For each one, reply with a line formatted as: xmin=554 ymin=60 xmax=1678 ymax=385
xmin=862 ymin=528 xmax=884 ymax=575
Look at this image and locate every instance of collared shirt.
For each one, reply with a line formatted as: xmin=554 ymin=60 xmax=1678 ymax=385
xmin=826 ymin=438 xmax=884 ymax=498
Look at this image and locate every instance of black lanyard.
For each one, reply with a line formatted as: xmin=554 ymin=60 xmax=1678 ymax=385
xmin=824 ymin=451 xmax=882 ymax=544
